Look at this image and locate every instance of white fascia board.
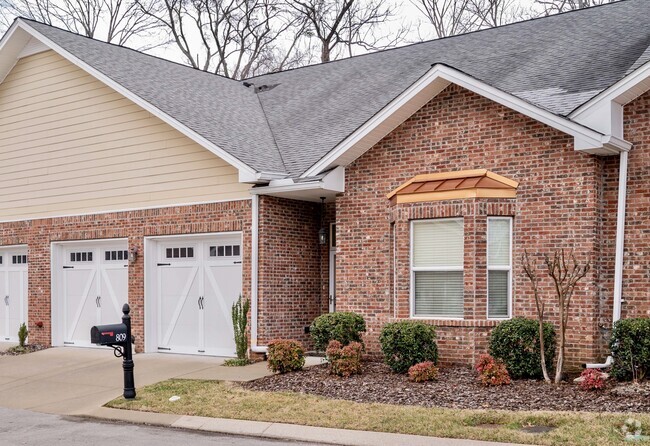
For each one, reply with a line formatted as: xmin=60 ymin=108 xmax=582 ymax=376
xmin=570 ymin=61 xmax=650 ymax=139
xmin=302 ymin=64 xmax=625 ymax=178
xmin=251 ymin=166 xmax=345 ymax=196
xmin=571 ymin=61 xmax=650 ymax=119
xmin=238 ymin=170 xmax=289 ymax=184
xmin=11 ymin=20 xmax=258 ymax=178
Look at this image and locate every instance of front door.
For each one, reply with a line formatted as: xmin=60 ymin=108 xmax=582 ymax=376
xmin=0 ymin=248 xmax=28 ymax=342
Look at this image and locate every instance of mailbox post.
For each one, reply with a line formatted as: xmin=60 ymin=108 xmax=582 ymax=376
xmin=90 ymin=303 xmax=136 ymax=399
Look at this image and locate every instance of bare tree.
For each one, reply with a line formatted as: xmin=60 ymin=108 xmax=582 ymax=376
xmin=1 ymin=0 xmax=160 ymax=46
xmin=535 ymin=0 xmax=614 ymax=15
xmin=412 ymin=0 xmax=476 ymax=38
xmin=140 ymin=0 xmax=305 ymax=78
xmin=522 ymin=250 xmax=552 ymax=383
xmin=544 ymin=249 xmax=591 ymax=384
xmin=289 ymin=0 xmax=406 ymax=63
xmin=468 ymin=0 xmax=523 ymax=28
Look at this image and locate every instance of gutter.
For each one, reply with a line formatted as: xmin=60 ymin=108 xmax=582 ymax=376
xmin=584 ymin=149 xmax=630 ymax=369
xmin=249 ymin=194 xmax=267 ymax=354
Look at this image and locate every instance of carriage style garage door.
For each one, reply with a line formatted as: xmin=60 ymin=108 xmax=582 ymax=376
xmin=147 ymin=233 xmax=242 ymax=357
xmin=52 ymin=240 xmax=128 ymax=348
xmin=0 ymin=246 xmax=28 ymax=342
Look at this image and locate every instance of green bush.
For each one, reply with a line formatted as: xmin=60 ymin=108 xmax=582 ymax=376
xmin=610 ymin=318 xmax=650 ymax=382
xmin=231 ymin=295 xmax=250 ymax=360
xmin=379 ymin=321 xmax=438 ymax=373
xmin=488 ymin=317 xmax=556 ymax=380
xmin=310 ymin=312 xmax=366 ymax=352
xmin=267 ymin=340 xmax=305 ymax=374
xmin=18 ymin=323 xmax=28 ymax=348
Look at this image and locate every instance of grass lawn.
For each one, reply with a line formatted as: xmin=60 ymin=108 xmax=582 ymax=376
xmin=106 ymin=379 xmax=650 ymax=445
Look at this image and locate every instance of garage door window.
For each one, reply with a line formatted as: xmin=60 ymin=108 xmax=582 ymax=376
xmin=70 ymin=252 xmax=92 ymax=263
xmin=105 ymin=250 xmax=128 ymax=261
xmin=210 ymin=245 xmax=240 ymax=257
xmin=165 ymin=247 xmax=195 ymax=259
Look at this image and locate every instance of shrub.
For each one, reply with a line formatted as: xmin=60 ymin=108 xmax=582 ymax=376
xmin=231 ymin=295 xmax=250 ymax=360
xmin=489 ymin=317 xmax=556 ymax=379
xmin=18 ymin=323 xmax=28 ymax=348
xmin=610 ymin=318 xmax=650 ymax=382
xmin=579 ymin=369 xmax=607 ymax=391
xmin=310 ymin=312 xmax=366 ymax=352
xmin=326 ymin=340 xmax=363 ymax=377
xmin=379 ymin=321 xmax=438 ymax=373
xmin=223 ymin=358 xmax=252 ymax=367
xmin=476 ymin=354 xmax=511 ymax=386
xmin=408 ymin=361 xmax=439 ymax=383
xmin=267 ymin=340 xmax=305 ymax=374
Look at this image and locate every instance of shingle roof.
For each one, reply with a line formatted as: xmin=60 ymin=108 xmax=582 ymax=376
xmin=22 ymin=19 xmax=287 ymax=174
xmin=15 ymin=0 xmax=650 ymax=177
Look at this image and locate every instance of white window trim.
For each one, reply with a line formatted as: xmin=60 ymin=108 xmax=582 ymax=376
xmin=487 ymin=216 xmax=513 ymax=320
xmin=409 ymin=218 xmax=465 ymax=321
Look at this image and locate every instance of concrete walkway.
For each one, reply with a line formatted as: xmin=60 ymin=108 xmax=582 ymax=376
xmin=0 ymin=347 xmax=318 ymax=415
xmin=0 ymin=348 xmax=520 ymax=446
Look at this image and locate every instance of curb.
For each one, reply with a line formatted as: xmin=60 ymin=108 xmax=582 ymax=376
xmin=80 ymin=407 xmax=528 ymax=446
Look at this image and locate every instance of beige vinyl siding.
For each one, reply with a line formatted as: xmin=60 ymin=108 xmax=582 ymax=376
xmin=0 ymin=50 xmax=251 ymax=221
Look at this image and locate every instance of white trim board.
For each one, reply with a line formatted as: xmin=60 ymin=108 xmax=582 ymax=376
xmin=0 ymin=20 xmax=258 ymax=179
xmin=302 ymin=64 xmax=631 ymax=178
xmin=0 ymin=197 xmax=252 ymax=224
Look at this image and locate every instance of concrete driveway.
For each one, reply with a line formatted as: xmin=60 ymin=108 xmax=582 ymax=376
xmin=0 ymin=347 xmax=286 ymax=416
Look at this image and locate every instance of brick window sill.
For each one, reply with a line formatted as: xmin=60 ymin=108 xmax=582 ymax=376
xmin=406 ymin=319 xmax=503 ymax=328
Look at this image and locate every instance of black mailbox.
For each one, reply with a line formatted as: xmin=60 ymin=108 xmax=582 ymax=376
xmin=91 ymin=323 xmax=128 ymax=346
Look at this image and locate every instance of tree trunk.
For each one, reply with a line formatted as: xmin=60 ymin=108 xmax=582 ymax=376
xmin=554 ymin=326 xmax=564 ymax=384
xmin=538 ymin=321 xmax=551 ymax=383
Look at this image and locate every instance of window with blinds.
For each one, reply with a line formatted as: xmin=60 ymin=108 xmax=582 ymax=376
xmin=411 ymin=218 xmax=464 ymax=318
xmin=488 ymin=217 xmax=512 ymax=319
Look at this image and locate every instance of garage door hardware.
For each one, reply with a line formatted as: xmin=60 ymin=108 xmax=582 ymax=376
xmin=157 ymin=263 xmax=171 ymax=266
xmin=157 ymin=347 xmax=171 ymax=351
xmin=95 ymin=296 xmax=101 ymax=308
xmin=233 ymin=261 xmax=242 ymax=264
xmin=198 ymin=296 xmax=204 ymax=309
xmin=63 ymin=266 xmax=74 ymax=269
xmin=3 ymin=296 xmax=7 ymax=305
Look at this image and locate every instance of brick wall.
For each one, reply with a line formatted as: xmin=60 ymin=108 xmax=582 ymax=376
xmin=336 ymin=84 xmax=603 ymax=368
xmin=0 ymin=200 xmax=252 ymax=351
xmin=257 ymin=196 xmax=329 ymax=348
xmin=600 ymin=90 xmax=650 ymax=334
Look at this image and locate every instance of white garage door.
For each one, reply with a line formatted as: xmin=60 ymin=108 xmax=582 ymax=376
xmin=153 ymin=234 xmax=242 ymax=356
xmin=55 ymin=240 xmax=128 ymax=347
xmin=0 ymin=247 xmax=28 ymax=342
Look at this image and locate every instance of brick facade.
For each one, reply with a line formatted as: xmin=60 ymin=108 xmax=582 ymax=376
xmin=257 ymin=196 xmax=329 ymax=348
xmin=599 ymin=90 xmax=650 ymax=337
xmin=336 ymin=84 xmax=604 ymax=368
xmin=0 ymin=200 xmax=252 ymax=351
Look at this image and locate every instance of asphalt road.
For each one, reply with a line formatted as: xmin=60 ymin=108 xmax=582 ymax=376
xmin=0 ymin=408 xmax=321 ymax=446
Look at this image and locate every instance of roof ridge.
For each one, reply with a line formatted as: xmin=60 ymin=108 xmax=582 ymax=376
xmin=245 ymin=0 xmax=634 ymax=81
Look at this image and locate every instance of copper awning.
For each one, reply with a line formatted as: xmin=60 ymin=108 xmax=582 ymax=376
xmin=387 ymin=169 xmax=518 ymax=204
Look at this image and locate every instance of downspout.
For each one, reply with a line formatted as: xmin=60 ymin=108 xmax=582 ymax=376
xmin=584 ymin=149 xmax=629 ymax=369
xmin=250 ymin=194 xmax=267 ymax=354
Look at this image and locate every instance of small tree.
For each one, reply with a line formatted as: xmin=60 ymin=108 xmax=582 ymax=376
xmin=231 ymin=295 xmax=250 ymax=360
xmin=522 ymin=250 xmax=551 ymax=383
xmin=545 ymin=249 xmax=590 ymax=384
xmin=18 ymin=323 xmax=28 ymax=348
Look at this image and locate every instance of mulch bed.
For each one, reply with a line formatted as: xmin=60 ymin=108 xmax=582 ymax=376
xmin=242 ymin=361 xmax=650 ymax=413
xmin=0 ymin=344 xmax=48 ymax=356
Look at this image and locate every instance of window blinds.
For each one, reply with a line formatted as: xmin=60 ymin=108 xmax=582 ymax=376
xmin=412 ymin=219 xmax=464 ymax=318
xmin=487 ymin=218 xmax=511 ymax=318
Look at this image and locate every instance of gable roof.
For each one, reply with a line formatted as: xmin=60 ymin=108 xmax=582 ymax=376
xmin=2 ymin=0 xmax=650 ymax=179
xmin=16 ymin=19 xmax=287 ymax=177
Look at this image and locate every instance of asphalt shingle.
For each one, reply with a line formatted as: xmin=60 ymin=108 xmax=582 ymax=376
xmin=15 ymin=0 xmax=650 ymax=177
